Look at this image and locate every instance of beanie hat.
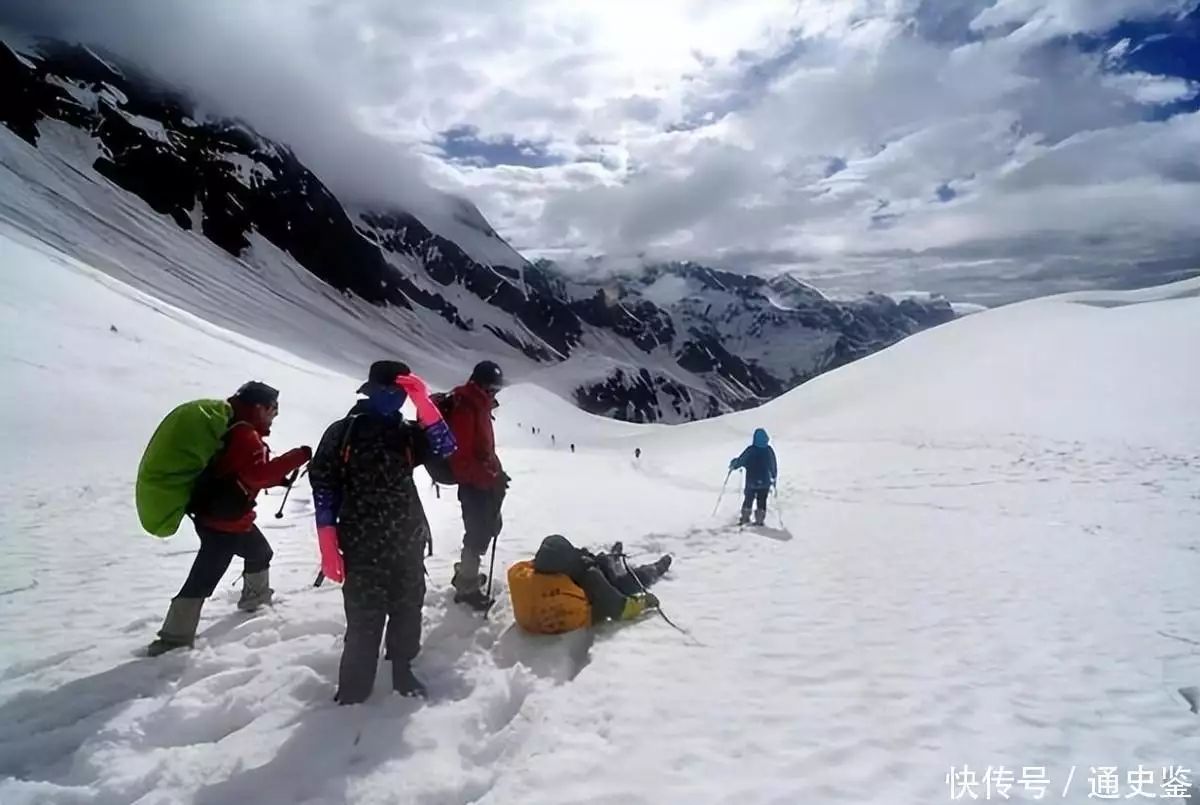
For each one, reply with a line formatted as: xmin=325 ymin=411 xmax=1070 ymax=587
xmin=233 ymin=380 xmax=279 ymax=407
xmin=469 ymin=360 xmax=504 ymax=389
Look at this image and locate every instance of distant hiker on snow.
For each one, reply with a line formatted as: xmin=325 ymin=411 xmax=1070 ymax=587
xmin=634 ymin=448 xmax=641 ymax=460
xmin=444 ymin=360 xmax=509 ymax=612
xmin=309 ymin=361 xmax=446 ymax=702
xmin=143 ymin=381 xmax=311 ymax=657
xmin=508 ymin=535 xmax=671 ymax=634
xmin=729 ymin=428 xmax=778 ymax=526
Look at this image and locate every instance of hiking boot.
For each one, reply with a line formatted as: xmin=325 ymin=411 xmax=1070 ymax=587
xmin=454 ymin=588 xmax=495 ymax=613
xmin=654 ymin=555 xmax=672 ymax=575
xmin=610 ymin=540 xmax=624 ymax=556
xmin=393 ymin=665 xmax=428 ymax=699
xmin=238 ymin=569 xmax=274 ymax=612
xmin=451 ymin=563 xmax=487 ymax=593
xmin=738 ymin=510 xmax=750 ymax=526
xmin=147 ymin=597 xmax=204 ymax=657
xmin=753 ymin=509 xmax=766 ymax=526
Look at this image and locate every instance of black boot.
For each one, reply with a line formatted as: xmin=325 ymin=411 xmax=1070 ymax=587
xmin=454 ymin=588 xmax=495 ymax=612
xmin=451 ymin=566 xmax=487 ymax=591
xmin=738 ymin=510 xmax=750 ymax=526
xmin=452 ymin=551 xmax=492 ymax=612
xmin=393 ymin=664 xmax=428 ymax=698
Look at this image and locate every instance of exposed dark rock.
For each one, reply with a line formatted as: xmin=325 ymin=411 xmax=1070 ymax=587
xmin=1 ymin=36 xmax=961 ymax=423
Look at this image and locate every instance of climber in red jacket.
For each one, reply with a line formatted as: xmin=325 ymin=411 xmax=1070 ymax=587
xmin=444 ymin=360 xmax=509 ymax=611
xmin=148 ymin=381 xmax=310 ymax=656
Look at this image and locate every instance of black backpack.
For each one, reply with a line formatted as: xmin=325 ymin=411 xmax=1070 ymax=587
xmin=424 ymin=453 xmax=456 ymax=487
xmin=429 ymin=391 xmax=456 ymax=419
xmin=186 ymin=421 xmax=255 ymax=520
xmin=424 ymin=392 xmax=459 ymax=487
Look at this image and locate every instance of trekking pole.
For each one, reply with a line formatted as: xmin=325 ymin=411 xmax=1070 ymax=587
xmin=483 ymin=479 xmax=508 ymax=618
xmin=483 ymin=533 xmax=499 ymax=618
xmin=711 ymin=469 xmax=733 ymax=517
xmin=618 ymin=552 xmax=703 ymax=645
xmin=274 ymin=466 xmax=308 ymax=519
xmin=772 ymin=483 xmax=787 ymax=530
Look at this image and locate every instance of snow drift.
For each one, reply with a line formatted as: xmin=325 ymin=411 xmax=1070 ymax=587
xmin=1 ymin=227 xmax=1198 ymax=803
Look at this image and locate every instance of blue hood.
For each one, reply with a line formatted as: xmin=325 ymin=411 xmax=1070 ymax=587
xmin=752 ymin=428 xmax=769 ymax=448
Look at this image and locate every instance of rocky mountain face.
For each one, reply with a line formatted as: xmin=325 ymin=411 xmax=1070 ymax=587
xmin=562 ymin=263 xmax=957 ymax=421
xmin=0 ymin=38 xmax=958 ymax=423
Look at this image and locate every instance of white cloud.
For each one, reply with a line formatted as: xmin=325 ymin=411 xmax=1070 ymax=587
xmin=970 ymin=0 xmax=1194 ymax=36
xmin=2 ymin=0 xmax=1198 ymax=300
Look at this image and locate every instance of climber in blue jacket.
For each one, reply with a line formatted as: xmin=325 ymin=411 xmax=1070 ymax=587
xmin=729 ymin=428 xmax=778 ymax=526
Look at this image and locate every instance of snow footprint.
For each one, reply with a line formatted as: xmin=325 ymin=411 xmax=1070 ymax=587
xmin=137 ymin=670 xmax=262 ymax=747
xmin=460 ymin=669 xmax=538 ymax=767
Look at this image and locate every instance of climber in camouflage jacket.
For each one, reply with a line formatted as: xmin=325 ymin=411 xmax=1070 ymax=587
xmin=309 ymin=360 xmax=434 ymax=703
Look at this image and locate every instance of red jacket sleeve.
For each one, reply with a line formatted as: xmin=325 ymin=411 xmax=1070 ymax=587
xmin=223 ymin=426 xmax=308 ymax=491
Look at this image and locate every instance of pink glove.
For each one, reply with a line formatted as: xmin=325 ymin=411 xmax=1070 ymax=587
xmin=317 ymin=525 xmax=344 ymax=584
xmin=395 ymin=373 xmax=456 ymax=458
xmin=394 ymin=373 xmax=439 ymax=427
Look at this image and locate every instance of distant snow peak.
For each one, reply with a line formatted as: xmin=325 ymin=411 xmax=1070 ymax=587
xmin=0 ymin=34 xmax=961 ymax=423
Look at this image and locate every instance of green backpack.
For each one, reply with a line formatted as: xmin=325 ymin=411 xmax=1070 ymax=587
xmin=135 ymin=399 xmax=234 ymax=537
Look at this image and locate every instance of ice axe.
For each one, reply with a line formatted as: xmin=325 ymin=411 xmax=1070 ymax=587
xmin=273 ymin=466 xmax=308 ymax=519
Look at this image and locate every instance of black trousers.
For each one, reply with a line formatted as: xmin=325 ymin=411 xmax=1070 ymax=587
xmin=595 ymin=553 xmax=666 ymax=596
xmin=177 ymin=523 xmax=273 ymax=599
xmin=582 ymin=552 xmax=667 ymax=620
xmin=741 ymin=488 xmax=769 ymax=514
xmin=458 ymin=484 xmax=505 ymax=554
xmin=337 ymin=551 xmax=426 ymax=704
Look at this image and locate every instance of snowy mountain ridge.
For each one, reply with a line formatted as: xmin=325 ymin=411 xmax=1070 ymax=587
xmin=0 ymin=36 xmax=957 ymax=422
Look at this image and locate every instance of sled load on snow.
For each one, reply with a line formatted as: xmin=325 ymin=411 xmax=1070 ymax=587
xmin=508 ymin=535 xmax=671 ymax=635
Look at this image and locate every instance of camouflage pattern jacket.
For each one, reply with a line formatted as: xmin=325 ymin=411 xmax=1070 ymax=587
xmin=310 ymin=402 xmax=432 ymax=607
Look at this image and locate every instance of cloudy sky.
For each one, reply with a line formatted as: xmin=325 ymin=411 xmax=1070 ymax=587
xmin=4 ymin=0 xmax=1200 ymax=302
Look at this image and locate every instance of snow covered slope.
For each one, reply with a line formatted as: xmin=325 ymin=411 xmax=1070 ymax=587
xmin=1 ymin=227 xmax=1198 ymax=804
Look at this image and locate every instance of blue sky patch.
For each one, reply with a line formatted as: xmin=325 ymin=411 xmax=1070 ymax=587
xmin=439 ymin=125 xmax=563 ymax=168
xmin=1077 ymin=4 xmax=1200 ymax=116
